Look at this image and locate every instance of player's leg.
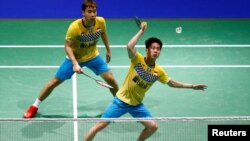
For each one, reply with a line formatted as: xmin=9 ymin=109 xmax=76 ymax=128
xmin=137 ymin=120 xmax=158 ymax=141
xmin=100 ymin=71 xmax=119 ymax=96
xmin=84 ymin=121 xmax=110 ymax=141
xmin=23 ymin=77 xmax=64 ymax=118
xmin=23 ymin=58 xmax=75 ymax=118
xmin=129 ymin=103 xmax=158 ymax=141
xmin=37 ymin=77 xmax=64 ymax=101
xmin=85 ymin=55 xmax=119 ymax=96
xmin=84 ymin=97 xmax=128 ymax=141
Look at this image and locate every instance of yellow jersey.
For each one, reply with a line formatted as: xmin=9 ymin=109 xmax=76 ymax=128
xmin=65 ymin=17 xmax=106 ymax=62
xmin=116 ymin=52 xmax=171 ymax=106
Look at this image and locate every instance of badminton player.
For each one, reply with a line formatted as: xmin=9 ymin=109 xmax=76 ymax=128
xmin=23 ymin=0 xmax=119 ymax=118
xmin=83 ymin=21 xmax=208 ymax=141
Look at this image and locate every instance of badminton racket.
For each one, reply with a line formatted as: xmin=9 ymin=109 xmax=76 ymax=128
xmin=81 ymin=71 xmax=113 ymax=89
xmin=134 ymin=16 xmax=142 ymax=29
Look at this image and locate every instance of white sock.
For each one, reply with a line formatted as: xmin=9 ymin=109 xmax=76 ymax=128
xmin=32 ymin=98 xmax=42 ymax=107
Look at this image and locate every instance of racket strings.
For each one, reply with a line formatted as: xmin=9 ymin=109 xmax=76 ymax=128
xmin=134 ymin=16 xmax=142 ymax=29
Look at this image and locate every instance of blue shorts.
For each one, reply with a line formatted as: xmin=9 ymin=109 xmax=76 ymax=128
xmin=55 ymin=55 xmax=110 ymax=80
xmin=101 ymin=97 xmax=152 ymax=118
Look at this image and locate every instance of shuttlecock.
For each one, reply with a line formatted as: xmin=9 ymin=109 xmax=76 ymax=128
xmin=176 ymin=27 xmax=182 ymax=34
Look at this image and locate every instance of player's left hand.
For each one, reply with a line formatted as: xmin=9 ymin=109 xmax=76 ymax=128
xmin=106 ymin=52 xmax=111 ymax=63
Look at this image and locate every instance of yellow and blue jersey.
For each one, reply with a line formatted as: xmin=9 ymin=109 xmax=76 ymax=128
xmin=65 ymin=17 xmax=106 ymax=62
xmin=116 ymin=52 xmax=171 ymax=106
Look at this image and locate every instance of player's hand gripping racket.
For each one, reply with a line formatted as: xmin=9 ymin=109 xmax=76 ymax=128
xmin=81 ymin=70 xmax=113 ymax=89
xmin=134 ymin=16 xmax=142 ymax=29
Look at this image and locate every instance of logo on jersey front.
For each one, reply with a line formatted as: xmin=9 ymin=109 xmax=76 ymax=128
xmin=132 ymin=76 xmax=150 ymax=89
xmin=77 ymin=30 xmax=102 ymax=48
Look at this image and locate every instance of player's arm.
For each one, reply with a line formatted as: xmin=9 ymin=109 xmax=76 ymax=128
xmin=167 ymin=79 xmax=207 ymax=90
xmin=101 ymin=31 xmax=111 ymax=63
xmin=127 ymin=22 xmax=147 ymax=59
xmin=64 ymin=40 xmax=82 ymax=73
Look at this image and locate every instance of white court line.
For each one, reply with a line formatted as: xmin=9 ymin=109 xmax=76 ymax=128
xmin=1 ymin=65 xmax=250 ymax=68
xmin=0 ymin=66 xmax=59 ymax=68
xmin=72 ymin=74 xmax=78 ymax=141
xmin=110 ymin=65 xmax=250 ymax=68
xmin=1 ymin=116 xmax=250 ymax=121
xmin=1 ymin=45 xmax=250 ymax=48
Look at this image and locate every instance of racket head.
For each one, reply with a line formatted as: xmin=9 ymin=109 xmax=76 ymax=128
xmin=134 ymin=16 xmax=142 ymax=29
xmin=96 ymin=80 xmax=113 ymax=89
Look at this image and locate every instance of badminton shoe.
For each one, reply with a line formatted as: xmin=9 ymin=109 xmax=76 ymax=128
xmin=23 ymin=105 xmax=38 ymax=118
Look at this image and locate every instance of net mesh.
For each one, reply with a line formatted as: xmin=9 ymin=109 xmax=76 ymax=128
xmin=0 ymin=117 xmax=249 ymax=141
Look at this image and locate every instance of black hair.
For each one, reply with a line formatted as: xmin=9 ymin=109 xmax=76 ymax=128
xmin=82 ymin=0 xmax=97 ymax=11
xmin=145 ymin=37 xmax=163 ymax=49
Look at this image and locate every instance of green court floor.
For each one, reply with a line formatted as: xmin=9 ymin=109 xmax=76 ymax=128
xmin=0 ymin=19 xmax=250 ymax=141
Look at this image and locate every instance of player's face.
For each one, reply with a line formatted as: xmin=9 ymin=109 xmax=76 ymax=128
xmin=83 ymin=6 xmax=97 ymax=22
xmin=146 ymin=42 xmax=161 ymax=60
